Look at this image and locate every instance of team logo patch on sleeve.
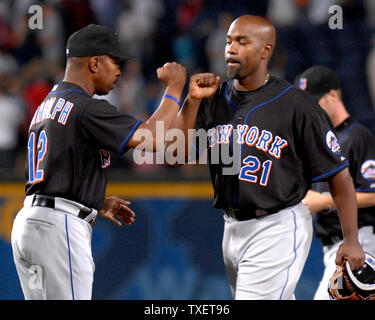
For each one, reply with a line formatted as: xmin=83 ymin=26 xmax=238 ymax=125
xmin=325 ymin=130 xmax=341 ymax=155
xmin=299 ymin=78 xmax=307 ymax=91
xmin=361 ymin=160 xmax=375 ymax=181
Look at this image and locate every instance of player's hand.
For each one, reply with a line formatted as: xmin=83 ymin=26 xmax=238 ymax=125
xmin=157 ymin=62 xmax=186 ymax=91
xmin=302 ymin=190 xmax=334 ymax=215
xmin=98 ymin=196 xmax=135 ymax=227
xmin=335 ymin=238 xmax=365 ymax=271
xmin=188 ymin=73 xmax=220 ymax=100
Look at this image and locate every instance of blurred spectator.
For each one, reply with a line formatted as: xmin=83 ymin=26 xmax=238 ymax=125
xmin=172 ymin=29 xmax=197 ymax=72
xmin=144 ymin=80 xmax=164 ymax=116
xmin=366 ymin=35 xmax=375 ymax=111
xmin=118 ymin=59 xmax=147 ymax=119
xmin=60 ymin=0 xmax=96 ymax=37
xmin=21 ymin=77 xmax=52 ymax=130
xmin=176 ymin=0 xmax=205 ymax=32
xmin=89 ymin=0 xmax=120 ymax=27
xmin=0 ymin=49 xmax=19 ymax=76
xmin=205 ymin=11 xmax=233 ymax=79
xmin=267 ymin=0 xmax=299 ymax=27
xmin=0 ymin=85 xmax=26 ymax=169
xmin=116 ymin=0 xmax=164 ymax=60
xmin=115 ymin=2 xmax=140 ymax=58
xmin=11 ymin=12 xmax=41 ymax=66
xmin=307 ymin=0 xmax=337 ymax=26
xmin=36 ymin=1 xmax=65 ymax=67
xmin=365 ymin=0 xmax=375 ymax=30
xmin=0 ymin=0 xmax=373 ymax=172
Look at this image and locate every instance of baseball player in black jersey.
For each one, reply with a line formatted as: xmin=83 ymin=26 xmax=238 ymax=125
xmin=300 ymin=66 xmax=375 ymax=299
xmin=11 ymin=24 xmax=187 ymax=300
xmin=168 ymin=15 xmax=365 ymax=299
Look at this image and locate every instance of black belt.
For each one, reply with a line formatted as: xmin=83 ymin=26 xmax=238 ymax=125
xmin=32 ymin=195 xmax=96 ymax=227
xmin=224 ymin=207 xmax=279 ymax=221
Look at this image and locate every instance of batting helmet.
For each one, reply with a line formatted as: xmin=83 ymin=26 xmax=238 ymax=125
xmin=328 ymin=253 xmax=375 ymax=300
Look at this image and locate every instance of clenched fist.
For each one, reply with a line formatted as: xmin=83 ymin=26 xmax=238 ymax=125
xmin=189 ymin=73 xmax=220 ymax=100
xmin=157 ymin=62 xmax=186 ymax=91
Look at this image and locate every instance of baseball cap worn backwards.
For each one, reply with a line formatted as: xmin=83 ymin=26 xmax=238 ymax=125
xmin=66 ymin=24 xmax=131 ymax=61
xmin=299 ymin=66 xmax=341 ymax=101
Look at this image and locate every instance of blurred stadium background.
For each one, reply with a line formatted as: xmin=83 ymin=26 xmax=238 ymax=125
xmin=0 ymin=0 xmax=374 ymax=300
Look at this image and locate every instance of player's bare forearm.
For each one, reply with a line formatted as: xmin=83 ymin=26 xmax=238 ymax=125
xmin=165 ymin=73 xmax=220 ymax=162
xmin=169 ymin=95 xmax=202 ymax=160
xmin=303 ymin=189 xmax=375 ymax=215
xmin=328 ymin=168 xmax=365 ymax=269
xmin=329 ymin=169 xmax=358 ymax=239
xmin=137 ymin=86 xmax=184 ymax=149
xmin=357 ymin=192 xmax=375 ymax=208
xmin=127 ymin=62 xmax=186 ymax=151
xmin=302 ymin=190 xmax=335 ymax=214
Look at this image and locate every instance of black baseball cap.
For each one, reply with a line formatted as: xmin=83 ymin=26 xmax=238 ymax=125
xmin=66 ymin=24 xmax=132 ymax=61
xmin=299 ymin=66 xmax=341 ymax=101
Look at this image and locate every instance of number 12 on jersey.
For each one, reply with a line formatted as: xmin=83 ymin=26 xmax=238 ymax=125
xmin=239 ymin=155 xmax=272 ymax=186
xmin=28 ymin=130 xmax=48 ymax=184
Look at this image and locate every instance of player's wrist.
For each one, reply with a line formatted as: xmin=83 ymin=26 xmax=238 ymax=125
xmin=187 ymin=94 xmax=202 ymax=105
xmin=162 ymin=94 xmax=182 ymax=108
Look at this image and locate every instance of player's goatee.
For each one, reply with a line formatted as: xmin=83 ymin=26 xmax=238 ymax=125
xmin=226 ymin=65 xmax=241 ymax=79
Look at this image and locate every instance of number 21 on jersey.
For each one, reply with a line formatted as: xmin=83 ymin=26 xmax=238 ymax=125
xmin=239 ymin=155 xmax=272 ymax=186
xmin=28 ymin=130 xmax=48 ymax=184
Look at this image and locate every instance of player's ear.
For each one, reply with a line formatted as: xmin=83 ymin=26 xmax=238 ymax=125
xmin=88 ymin=56 xmax=100 ymax=73
xmin=261 ymin=43 xmax=273 ymax=60
xmin=329 ymin=89 xmax=340 ymax=100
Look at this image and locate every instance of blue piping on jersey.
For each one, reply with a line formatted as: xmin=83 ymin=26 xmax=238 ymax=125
xmin=338 ymin=123 xmax=361 ymax=142
xmin=118 ymin=120 xmax=142 ymax=154
xmin=355 ymin=188 xmax=375 ymax=192
xmin=311 ymin=161 xmax=348 ymax=182
xmin=243 ymin=85 xmax=295 ymax=124
xmin=48 ymin=89 xmax=90 ymax=96
xmin=279 ymin=210 xmax=297 ymax=300
xmin=225 ymin=81 xmax=238 ymax=113
xmin=65 ymin=215 xmax=75 ymax=300
xmin=236 ymin=85 xmax=295 ymax=192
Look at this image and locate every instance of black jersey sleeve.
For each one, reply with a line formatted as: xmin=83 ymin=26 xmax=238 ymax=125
xmin=349 ymin=126 xmax=375 ymax=192
xmin=81 ymin=98 xmax=142 ymax=154
xmin=296 ymin=98 xmax=348 ymax=183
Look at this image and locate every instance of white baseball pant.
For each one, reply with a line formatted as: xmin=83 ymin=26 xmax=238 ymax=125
xmin=11 ymin=195 xmax=96 ymax=300
xmin=222 ymin=202 xmax=313 ymax=300
xmin=314 ymin=225 xmax=375 ymax=300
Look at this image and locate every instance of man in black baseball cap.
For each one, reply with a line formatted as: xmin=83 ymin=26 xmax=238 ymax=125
xmin=66 ymin=24 xmax=131 ymax=61
xmin=10 ymin=21 xmax=188 ymax=300
xmin=299 ymin=65 xmax=341 ymax=102
xmin=300 ymin=65 xmax=375 ymax=300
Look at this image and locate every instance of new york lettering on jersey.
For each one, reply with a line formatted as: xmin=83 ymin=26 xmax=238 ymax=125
xmin=196 ymin=77 xmax=347 ymax=211
xmin=208 ymin=124 xmax=288 ymax=159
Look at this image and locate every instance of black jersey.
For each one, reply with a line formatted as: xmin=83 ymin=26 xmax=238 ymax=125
xmin=25 ymin=82 xmax=142 ymax=210
xmin=313 ymin=117 xmax=375 ymax=239
xmin=195 ymin=76 xmax=347 ymax=214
